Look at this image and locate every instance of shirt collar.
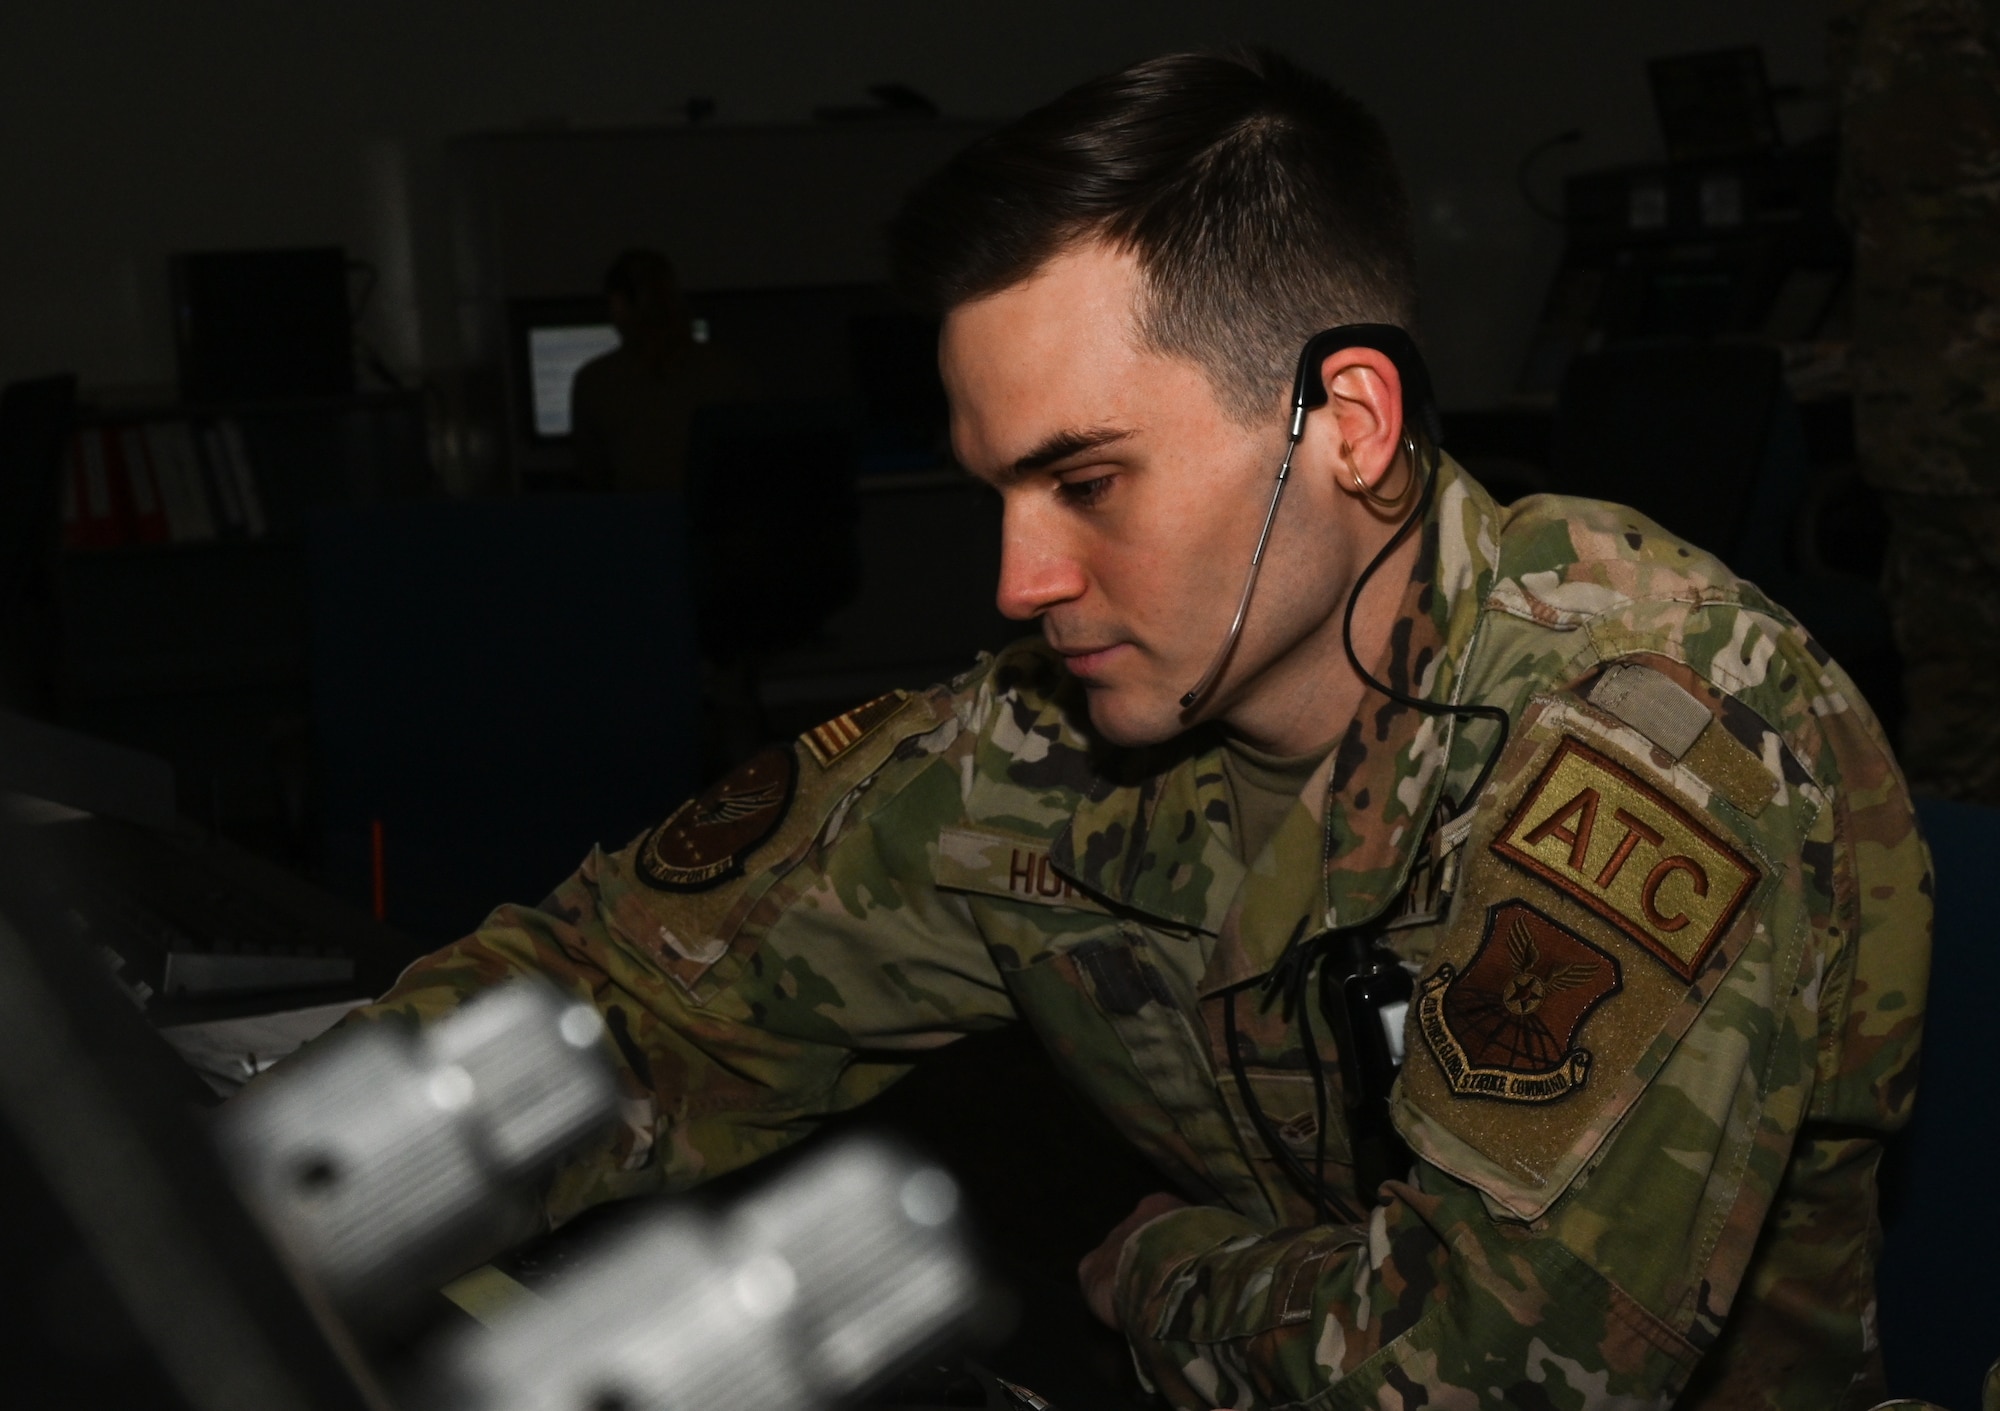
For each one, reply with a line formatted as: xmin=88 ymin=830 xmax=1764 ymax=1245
xmin=1050 ymin=730 xmax=1245 ymax=936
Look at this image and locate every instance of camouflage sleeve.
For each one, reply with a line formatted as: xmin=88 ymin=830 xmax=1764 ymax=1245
xmin=1111 ymin=631 xmax=1929 ymax=1407
xmin=347 ymin=681 xmax=1015 ymax=1226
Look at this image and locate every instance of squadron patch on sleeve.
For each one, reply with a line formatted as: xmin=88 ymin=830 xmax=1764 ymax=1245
xmin=1417 ymin=900 xmax=1622 ymax=1103
xmin=636 ymin=746 xmax=797 ymax=892
xmin=1490 ymin=737 xmax=1759 ymax=981
xmin=800 ymin=689 xmax=914 ymax=768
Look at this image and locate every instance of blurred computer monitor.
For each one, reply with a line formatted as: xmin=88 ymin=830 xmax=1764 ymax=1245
xmin=509 ymin=298 xmax=619 ymax=443
xmin=526 ymin=323 xmax=620 ymax=438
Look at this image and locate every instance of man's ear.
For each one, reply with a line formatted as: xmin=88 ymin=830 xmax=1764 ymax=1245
xmin=1305 ymin=347 xmax=1404 ymax=496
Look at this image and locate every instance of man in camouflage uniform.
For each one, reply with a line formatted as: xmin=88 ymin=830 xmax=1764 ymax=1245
xmin=343 ymin=53 xmax=1929 ymax=1407
xmin=1833 ymin=0 xmax=2000 ymax=802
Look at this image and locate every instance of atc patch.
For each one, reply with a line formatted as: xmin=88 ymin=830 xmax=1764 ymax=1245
xmin=1393 ymin=693 xmax=1787 ymax=1220
xmin=1491 ymin=737 xmax=1758 ymax=980
xmin=801 ymin=690 xmax=913 ymax=768
xmin=1417 ymin=901 xmax=1622 ymax=1103
xmin=637 ymin=747 xmax=797 ymax=892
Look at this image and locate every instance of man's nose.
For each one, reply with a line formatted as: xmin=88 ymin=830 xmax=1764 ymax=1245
xmin=994 ymin=498 xmax=1086 ymax=621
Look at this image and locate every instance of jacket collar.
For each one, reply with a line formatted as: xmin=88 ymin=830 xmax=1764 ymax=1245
xmin=1047 ymin=457 xmax=1503 ymax=989
xmin=1050 ymin=729 xmax=1246 ymax=936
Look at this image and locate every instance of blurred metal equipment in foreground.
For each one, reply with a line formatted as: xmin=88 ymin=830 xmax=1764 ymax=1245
xmin=216 ymin=980 xmax=619 ymax=1319
xmin=434 ymin=1138 xmax=985 ymax=1411
xmin=2 ymin=805 xmax=991 ymax=1408
xmin=0 ymin=807 xmax=381 ymax=1411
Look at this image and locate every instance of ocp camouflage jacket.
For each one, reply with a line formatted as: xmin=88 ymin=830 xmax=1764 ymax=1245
xmin=355 ymin=456 xmax=1929 ymax=1410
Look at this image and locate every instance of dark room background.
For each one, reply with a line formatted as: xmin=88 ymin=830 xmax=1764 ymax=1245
xmin=0 ymin=0 xmax=1837 ymax=416
xmin=4 ymin=5 xmax=1994 ymax=1408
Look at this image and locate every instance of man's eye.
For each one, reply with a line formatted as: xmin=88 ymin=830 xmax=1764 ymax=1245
xmin=1058 ymin=474 xmax=1113 ymax=507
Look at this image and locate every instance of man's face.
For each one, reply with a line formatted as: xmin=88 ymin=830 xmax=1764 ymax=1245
xmin=942 ymin=243 xmax=1357 ymax=748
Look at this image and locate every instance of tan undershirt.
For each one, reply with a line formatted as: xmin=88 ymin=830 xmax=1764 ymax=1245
xmin=1219 ymin=735 xmax=1335 ymax=863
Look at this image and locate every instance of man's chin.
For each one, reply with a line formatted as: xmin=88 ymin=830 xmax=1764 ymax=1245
xmin=1078 ymin=684 xmax=1190 ymax=749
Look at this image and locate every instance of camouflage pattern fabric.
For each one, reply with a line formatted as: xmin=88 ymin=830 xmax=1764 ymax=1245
xmin=348 ymin=456 xmax=1929 ymax=1408
xmin=1833 ymin=0 xmax=2000 ymax=800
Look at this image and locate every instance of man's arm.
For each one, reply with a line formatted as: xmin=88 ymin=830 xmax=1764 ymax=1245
xmin=346 ymin=684 xmax=1016 ymax=1226
xmin=1079 ymin=1193 xmax=1187 ymax=1326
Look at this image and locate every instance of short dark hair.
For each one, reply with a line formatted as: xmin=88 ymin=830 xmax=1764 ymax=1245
xmin=889 ymin=49 xmax=1417 ymax=424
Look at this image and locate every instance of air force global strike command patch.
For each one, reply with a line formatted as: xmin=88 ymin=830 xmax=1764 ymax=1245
xmin=1417 ymin=901 xmax=1622 ymax=1103
xmin=637 ymin=747 xmax=797 ymax=892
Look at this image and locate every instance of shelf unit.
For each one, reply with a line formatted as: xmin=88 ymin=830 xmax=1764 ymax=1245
xmin=51 ymin=391 xmax=434 ymax=863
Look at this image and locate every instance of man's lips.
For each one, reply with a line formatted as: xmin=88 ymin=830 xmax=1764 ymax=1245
xmin=1056 ymin=643 xmax=1128 ymax=680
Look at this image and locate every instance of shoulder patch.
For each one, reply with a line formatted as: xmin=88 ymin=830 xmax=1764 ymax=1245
xmin=636 ymin=746 xmax=796 ymax=892
xmin=1394 ymin=690 xmax=1792 ymax=1221
xmin=1491 ymin=737 xmax=1758 ymax=981
xmin=1417 ymin=900 xmax=1623 ymax=1103
xmin=801 ymin=689 xmax=914 ymax=768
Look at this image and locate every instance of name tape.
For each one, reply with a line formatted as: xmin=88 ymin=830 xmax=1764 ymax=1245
xmin=933 ymin=827 xmax=1099 ymax=909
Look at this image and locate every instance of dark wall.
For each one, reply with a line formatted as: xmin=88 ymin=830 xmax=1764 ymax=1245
xmin=0 ymin=1 xmax=1833 ymax=430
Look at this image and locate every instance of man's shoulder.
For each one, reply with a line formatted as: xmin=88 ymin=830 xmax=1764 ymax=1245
xmin=1482 ymin=490 xmax=1779 ymax=696
xmin=738 ymin=638 xmax=1095 ymax=845
xmin=1490 ymin=492 xmax=1750 ymax=610
xmin=1398 ymin=497 xmax=1917 ymax=1228
xmin=1480 ymin=493 xmax=1874 ymax=790
xmin=931 ymin=637 xmax=1107 ymax=802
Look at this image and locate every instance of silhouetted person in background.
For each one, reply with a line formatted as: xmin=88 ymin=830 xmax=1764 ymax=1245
xmin=570 ymin=249 xmax=754 ymax=495
xmin=1833 ymin=0 xmax=2000 ymax=802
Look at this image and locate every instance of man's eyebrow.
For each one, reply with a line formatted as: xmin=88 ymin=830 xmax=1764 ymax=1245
xmin=1006 ymin=426 xmax=1133 ymax=479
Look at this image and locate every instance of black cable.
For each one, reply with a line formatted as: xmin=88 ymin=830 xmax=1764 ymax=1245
xmin=1291 ymin=954 xmax=1335 ymax=1201
xmin=1221 ymin=978 xmax=1363 ymax=1226
xmin=1223 ymin=342 xmax=1515 ymax=1228
xmin=1340 ymin=441 xmax=1512 ymax=815
xmin=1260 ymin=934 xmax=1331 ymax=1192
xmin=1225 ymin=438 xmax=1511 ymax=1226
